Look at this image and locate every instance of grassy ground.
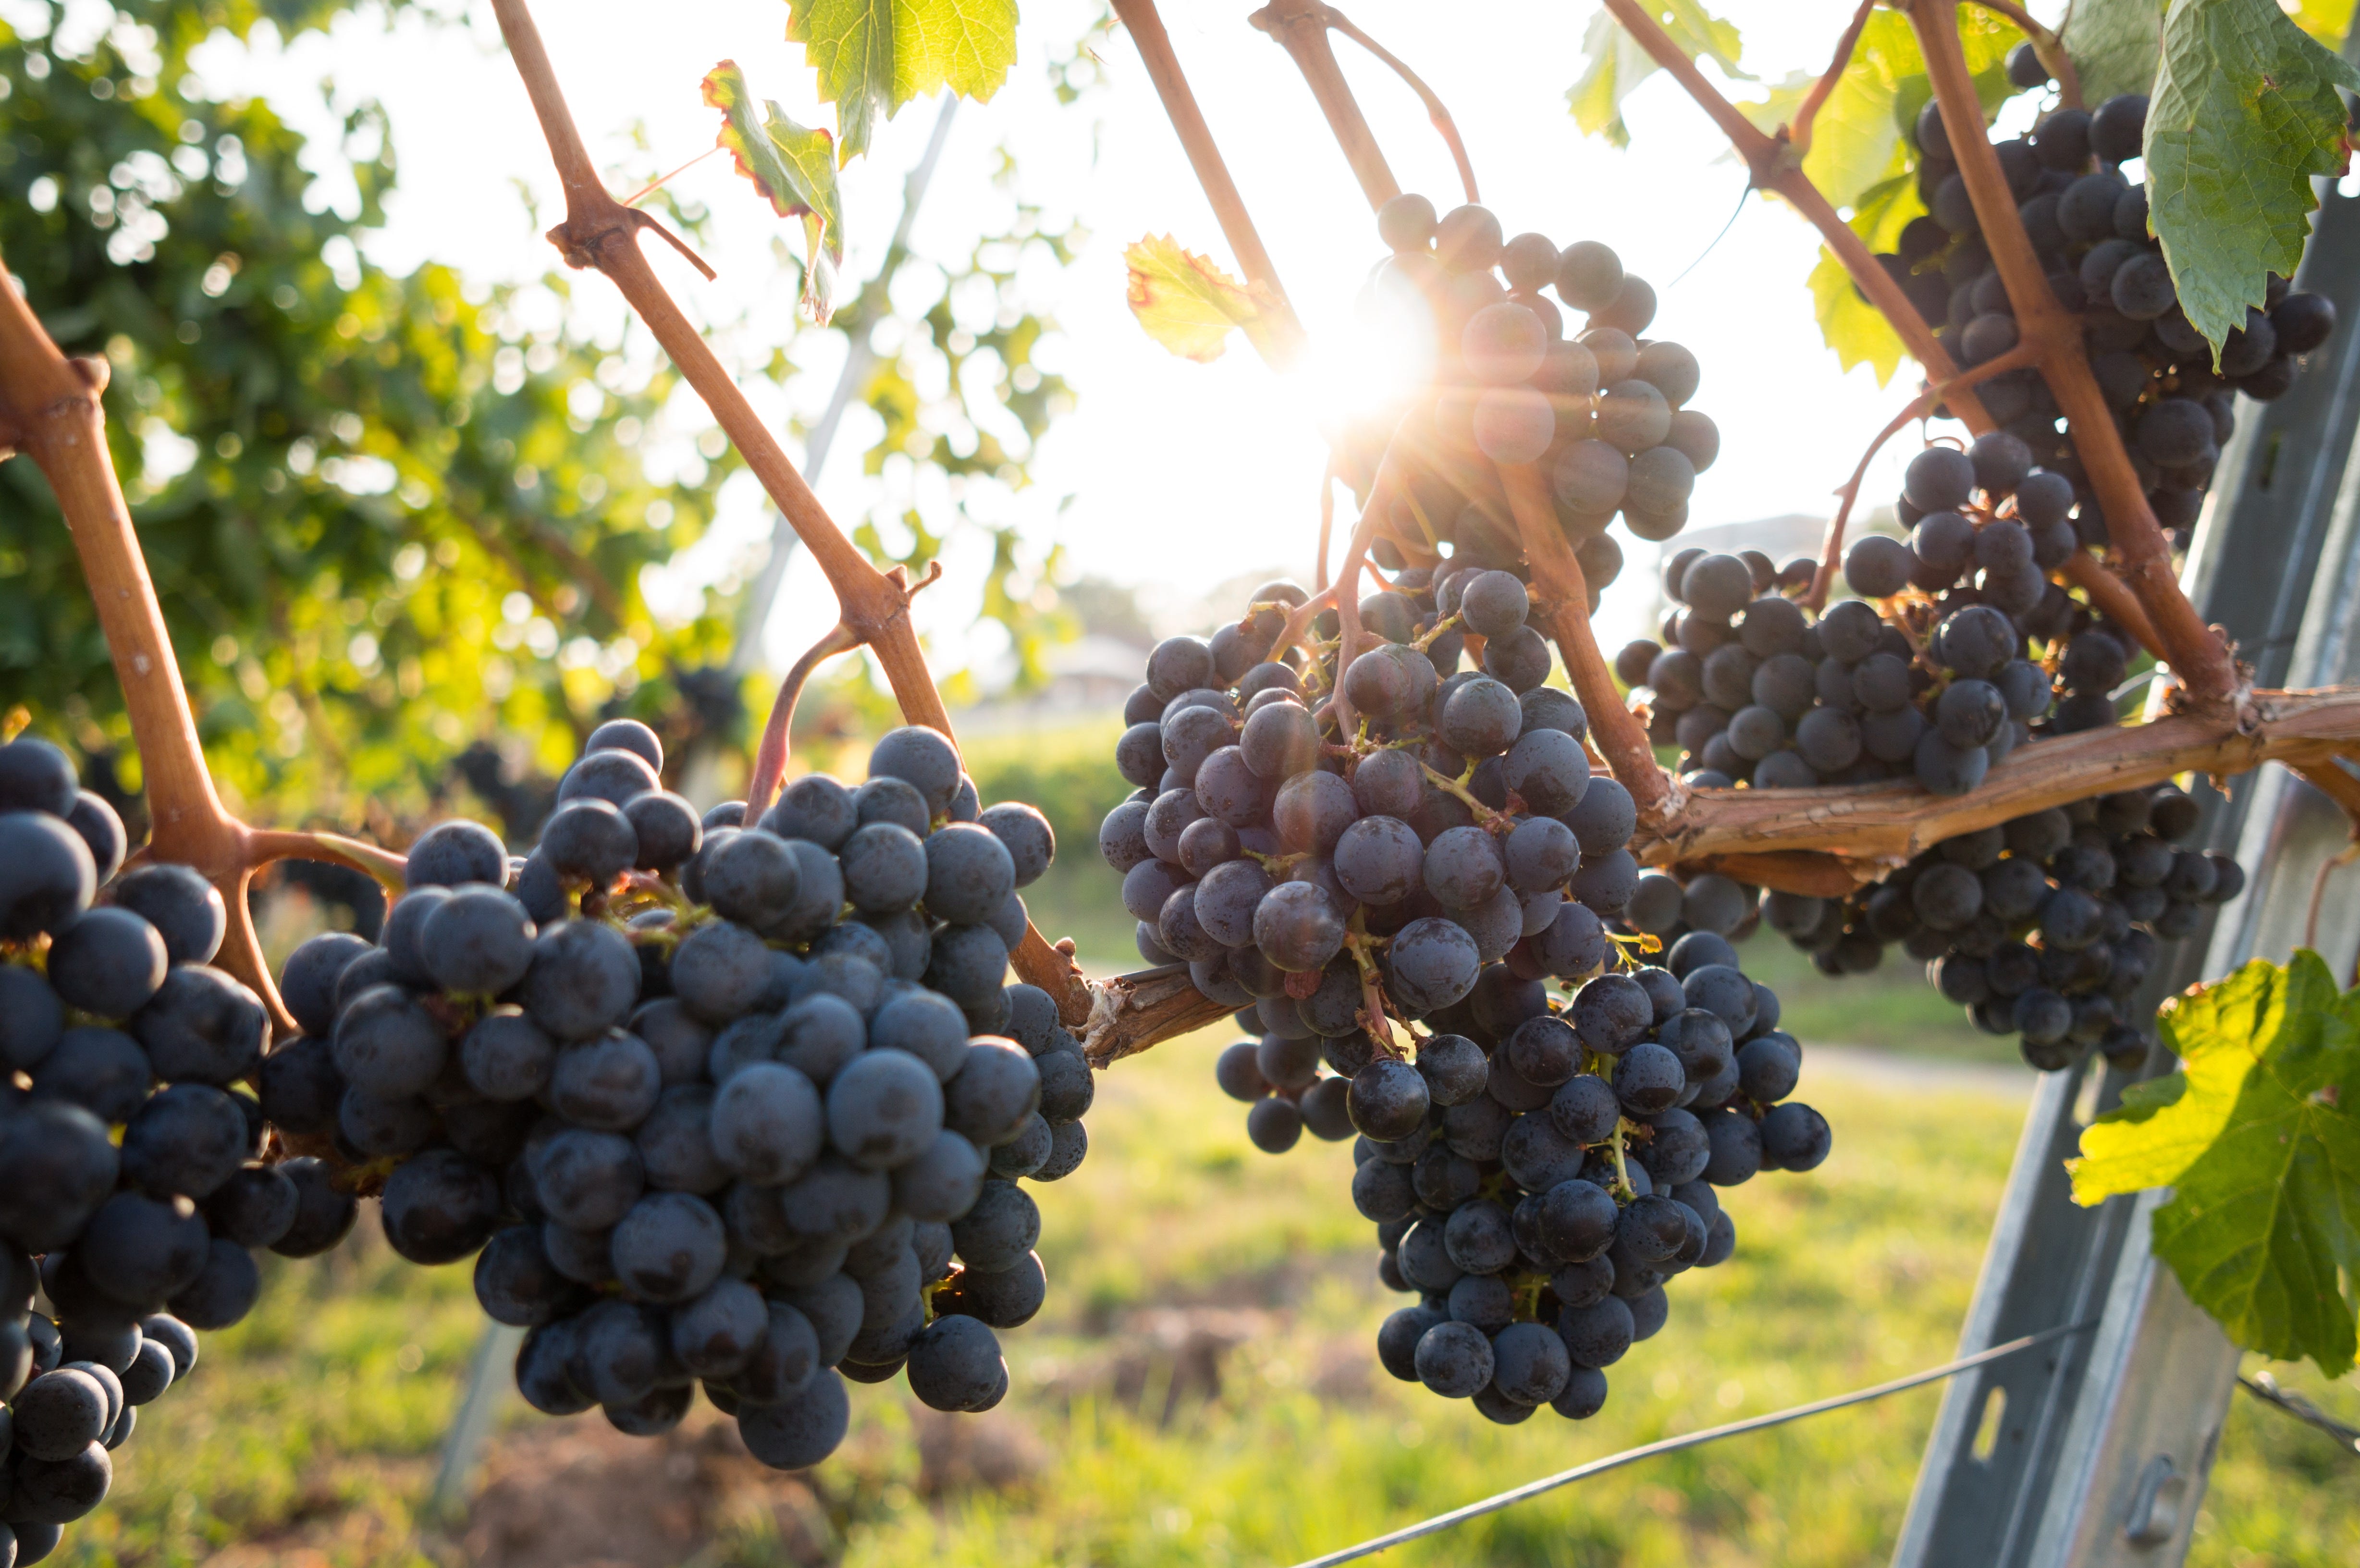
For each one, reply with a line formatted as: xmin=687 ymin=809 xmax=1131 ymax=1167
xmin=64 ymin=1025 xmax=2358 ymax=1568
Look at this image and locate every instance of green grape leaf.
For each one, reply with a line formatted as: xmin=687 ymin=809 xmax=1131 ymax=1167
xmin=1122 ymin=235 xmax=1280 ymax=364
xmin=2148 ymin=0 xmax=2360 ymax=359
xmin=787 ymin=0 xmax=1018 ymax=166
xmin=2068 ymin=952 xmax=2360 ymax=1377
xmin=1808 ymin=172 xmax=1922 ymax=383
xmin=2065 ymin=0 xmax=2169 ymax=103
xmin=703 ymin=61 xmax=845 ymax=321
xmin=1568 ymin=0 xmax=1749 ymax=149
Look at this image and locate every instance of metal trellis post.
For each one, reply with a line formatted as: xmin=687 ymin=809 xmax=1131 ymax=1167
xmin=1893 ymin=108 xmax=2360 ymax=1568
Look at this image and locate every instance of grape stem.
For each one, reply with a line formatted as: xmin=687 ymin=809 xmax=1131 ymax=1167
xmin=1807 ymin=337 xmax=2046 ymax=612
xmin=1342 ymin=919 xmax=1405 ymax=1058
xmin=1785 ymin=0 xmax=1881 ymax=164
xmin=1494 ymin=458 xmax=1678 ymax=827
xmin=1415 ymin=759 xmax=1511 ymax=830
xmin=1107 ymin=0 xmax=1307 ymax=365
xmin=1247 ymin=0 xmax=1403 ymax=209
xmin=2303 ymin=840 xmax=2360 ymax=953
xmin=1327 ymin=450 xmax=1410 ymax=737
xmin=1315 ymin=457 xmax=1339 ymax=592
xmin=745 ymin=620 xmax=864 ymax=818
xmin=1309 ymin=7 xmax=1481 ymax=206
xmin=1609 ymin=1117 xmax=1636 ymax=1203
xmin=485 ymin=0 xmax=1095 ymax=1025
xmin=2293 ymin=757 xmax=2360 ymax=828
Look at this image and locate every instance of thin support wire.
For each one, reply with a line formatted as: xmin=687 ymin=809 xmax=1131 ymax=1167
xmin=2239 ymin=1372 xmax=2360 ymax=1456
xmin=1284 ymin=1319 xmax=2098 ymax=1568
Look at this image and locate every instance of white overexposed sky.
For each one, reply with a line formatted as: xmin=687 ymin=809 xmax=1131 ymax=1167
xmin=160 ymin=0 xmax=2065 ymax=676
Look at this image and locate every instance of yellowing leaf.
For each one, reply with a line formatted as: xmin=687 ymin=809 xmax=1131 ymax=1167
xmin=2069 ymin=952 xmax=2360 ymax=1377
xmin=1122 ymin=235 xmax=1280 ymax=364
xmin=788 ymin=0 xmax=1018 ymax=166
xmin=1568 ymin=0 xmax=1750 ymax=149
xmin=704 ymin=61 xmax=846 ymax=322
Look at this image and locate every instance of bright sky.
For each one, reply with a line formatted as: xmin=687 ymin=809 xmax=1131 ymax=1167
xmin=180 ymin=0 xmax=2018 ymax=678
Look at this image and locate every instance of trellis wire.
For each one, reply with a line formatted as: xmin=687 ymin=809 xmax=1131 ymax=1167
xmin=1282 ymin=1319 xmax=2099 ymax=1568
xmin=2237 ymin=1373 xmax=2360 ymax=1458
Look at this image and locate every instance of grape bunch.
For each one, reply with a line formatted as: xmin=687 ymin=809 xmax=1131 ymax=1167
xmin=1876 ymin=82 xmax=2337 ymax=550
xmin=1348 ymin=194 xmax=1719 ymax=583
xmin=1102 ymin=568 xmax=1828 ymax=1421
xmin=1622 ymin=494 xmax=2141 ymax=797
xmin=1765 ymin=782 xmax=2245 ymax=1072
xmin=0 ymin=737 xmax=347 ymax=1563
xmin=260 ymin=720 xmax=1090 ymax=1470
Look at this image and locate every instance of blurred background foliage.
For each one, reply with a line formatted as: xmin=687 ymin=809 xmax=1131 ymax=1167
xmin=0 ymin=0 xmax=1090 ymax=852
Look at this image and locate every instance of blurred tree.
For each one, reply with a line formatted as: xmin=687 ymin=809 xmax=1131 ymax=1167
xmin=0 ymin=0 xmax=738 ymax=838
xmin=0 ymin=0 xmax=1098 ymax=839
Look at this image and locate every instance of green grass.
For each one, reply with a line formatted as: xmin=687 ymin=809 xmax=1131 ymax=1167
xmin=72 ymin=1029 xmax=2357 ymax=1568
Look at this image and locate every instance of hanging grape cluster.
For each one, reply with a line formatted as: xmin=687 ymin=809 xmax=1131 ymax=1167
xmin=1338 ymin=196 xmax=1717 ymax=589
xmin=1104 ymin=522 xmax=1826 ymax=1422
xmin=249 ymin=721 xmax=1091 ymax=1467
xmin=0 ymin=739 xmax=347 ymax=1564
xmin=1879 ymin=79 xmax=2337 ymax=551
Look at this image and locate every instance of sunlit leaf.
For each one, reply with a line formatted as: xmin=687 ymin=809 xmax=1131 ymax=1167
xmin=1738 ymin=8 xmax=2019 ymax=213
xmin=1568 ymin=0 xmax=1749 ymax=149
xmin=787 ymin=0 xmax=1019 ymax=166
xmin=1122 ymin=235 xmax=1281 ymax=364
xmin=704 ymin=61 xmax=845 ymax=322
xmin=1807 ymin=172 xmax=1921 ymax=384
xmin=2069 ymin=952 xmax=2360 ymax=1377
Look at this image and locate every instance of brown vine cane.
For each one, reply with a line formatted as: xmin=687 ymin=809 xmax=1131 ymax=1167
xmin=1904 ymin=0 xmax=2237 ymax=710
xmin=0 ymin=250 xmax=409 ymax=1037
xmin=484 ymin=0 xmax=1097 ymax=1029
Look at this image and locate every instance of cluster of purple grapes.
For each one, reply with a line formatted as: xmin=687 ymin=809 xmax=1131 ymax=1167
xmin=0 ymin=739 xmax=353 ymax=1563
xmin=1879 ymin=77 xmax=2337 ymax=551
xmin=1106 ymin=566 xmax=1641 ymax=1049
xmin=255 ymin=720 xmax=1086 ymax=1471
xmin=1619 ymin=439 xmax=2146 ymax=799
xmin=1101 ymin=571 xmax=1828 ymax=1421
xmin=1764 ymin=782 xmax=2245 ymax=1072
xmin=1346 ymin=196 xmax=1717 ymax=588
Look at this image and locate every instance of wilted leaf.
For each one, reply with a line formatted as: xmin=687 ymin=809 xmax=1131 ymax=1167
xmin=1122 ymin=235 xmax=1281 ymax=364
xmin=2147 ymin=0 xmax=2360 ymax=358
xmin=787 ymin=0 xmax=1018 ymax=165
xmin=2069 ymin=952 xmax=2360 ymax=1377
xmin=703 ymin=61 xmax=845 ymax=321
xmin=1569 ymin=0 xmax=1749 ymax=149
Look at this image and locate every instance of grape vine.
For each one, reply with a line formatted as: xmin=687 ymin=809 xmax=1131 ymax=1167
xmin=2 ymin=0 xmax=2360 ymax=1552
